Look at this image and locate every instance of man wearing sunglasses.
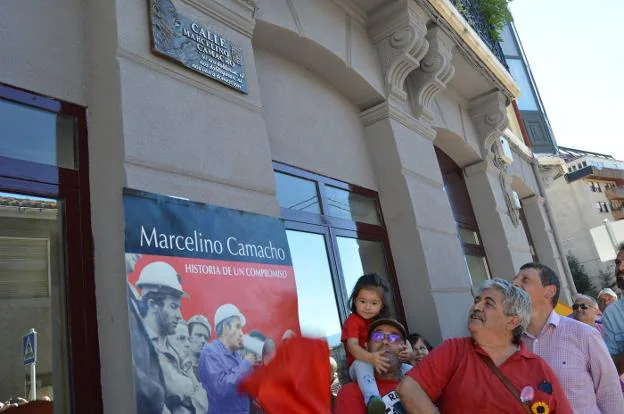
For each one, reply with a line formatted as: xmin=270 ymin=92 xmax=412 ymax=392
xmin=572 ymin=295 xmax=601 ymax=333
xmin=513 ymin=262 xmax=623 ymax=414
xmin=603 ymin=243 xmax=624 ymax=375
xmin=334 ymin=318 xmax=409 ymax=413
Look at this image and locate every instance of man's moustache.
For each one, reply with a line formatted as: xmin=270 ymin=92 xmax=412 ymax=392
xmin=470 ymin=311 xmax=484 ymax=321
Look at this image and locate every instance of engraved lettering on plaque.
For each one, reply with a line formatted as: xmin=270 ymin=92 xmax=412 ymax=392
xmin=149 ymin=0 xmax=248 ymax=94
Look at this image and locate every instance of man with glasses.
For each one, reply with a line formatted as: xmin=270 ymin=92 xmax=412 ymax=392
xmin=572 ymin=294 xmax=602 ymax=333
xmin=514 ymin=262 xmax=623 ymax=413
xmin=334 ymin=318 xmax=409 ymax=413
xmin=603 ymin=243 xmax=624 ymax=375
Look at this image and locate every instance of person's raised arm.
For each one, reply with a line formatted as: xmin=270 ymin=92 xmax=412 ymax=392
xmin=397 ymin=376 xmax=440 ymax=414
xmin=346 ymin=338 xmax=389 ymax=373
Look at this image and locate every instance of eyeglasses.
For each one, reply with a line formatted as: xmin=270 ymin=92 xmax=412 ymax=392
xmin=369 ymin=332 xmax=403 ymax=344
xmin=572 ymin=303 xmax=592 ymax=311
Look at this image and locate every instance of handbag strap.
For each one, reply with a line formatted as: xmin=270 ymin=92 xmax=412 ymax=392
xmin=477 ymin=353 xmax=532 ymax=414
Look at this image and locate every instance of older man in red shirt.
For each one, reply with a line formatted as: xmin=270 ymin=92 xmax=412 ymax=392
xmin=397 ymin=278 xmax=572 ymax=414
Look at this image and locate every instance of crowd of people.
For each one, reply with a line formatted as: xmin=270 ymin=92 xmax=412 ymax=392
xmin=128 ymin=244 xmax=624 ymax=413
xmin=333 ymin=243 xmax=624 ymax=413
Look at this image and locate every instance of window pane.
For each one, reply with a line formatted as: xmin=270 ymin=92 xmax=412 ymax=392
xmin=0 ymin=100 xmax=76 ymax=169
xmin=0 ymin=192 xmax=70 ymax=411
xmin=286 ymin=230 xmax=341 ymax=345
xmin=336 ymin=236 xmax=397 ymax=318
xmin=325 ymin=186 xmax=381 ymax=225
xmin=274 ymin=172 xmax=321 ymax=214
xmin=500 ymin=24 xmax=519 ymax=57
xmin=465 ymin=255 xmax=491 ymax=289
xmin=458 ymin=228 xmax=480 ymax=245
xmin=506 ymin=60 xmax=539 ymax=111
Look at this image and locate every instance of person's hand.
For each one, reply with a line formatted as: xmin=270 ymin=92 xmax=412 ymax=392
xmin=243 ymin=351 xmax=258 ymax=366
xmin=371 ymin=350 xmax=390 ymax=374
xmin=398 ymin=343 xmax=412 ymax=363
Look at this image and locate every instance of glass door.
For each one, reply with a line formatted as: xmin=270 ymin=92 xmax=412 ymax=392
xmin=0 ymin=192 xmax=70 ymax=412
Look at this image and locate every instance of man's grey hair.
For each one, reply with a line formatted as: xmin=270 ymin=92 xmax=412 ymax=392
xmin=478 ymin=278 xmax=532 ymax=343
xmin=574 ymin=294 xmax=598 ymax=308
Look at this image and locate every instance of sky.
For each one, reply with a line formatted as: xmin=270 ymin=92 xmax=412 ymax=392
xmin=508 ymin=0 xmax=624 ymax=160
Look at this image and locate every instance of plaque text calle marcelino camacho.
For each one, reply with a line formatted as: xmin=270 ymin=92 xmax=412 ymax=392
xmin=149 ymin=0 xmax=248 ymax=94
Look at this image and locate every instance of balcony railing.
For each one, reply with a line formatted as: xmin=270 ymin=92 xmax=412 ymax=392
xmin=605 ymin=186 xmax=624 ymax=200
xmin=452 ymin=0 xmax=508 ymax=68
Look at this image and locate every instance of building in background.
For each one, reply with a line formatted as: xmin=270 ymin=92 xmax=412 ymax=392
xmin=540 ymin=147 xmax=624 ymax=288
xmin=0 ymin=1 xmax=574 ymax=412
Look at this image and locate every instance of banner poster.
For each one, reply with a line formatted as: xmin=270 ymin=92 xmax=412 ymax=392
xmin=123 ymin=189 xmax=300 ymax=414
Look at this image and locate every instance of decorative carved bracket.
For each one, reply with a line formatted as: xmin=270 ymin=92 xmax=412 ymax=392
xmin=368 ymin=1 xmax=430 ymax=102
xmin=407 ymin=27 xmax=455 ymax=123
xmin=468 ymin=91 xmax=509 ymax=155
xmin=468 ymin=91 xmax=520 ymax=226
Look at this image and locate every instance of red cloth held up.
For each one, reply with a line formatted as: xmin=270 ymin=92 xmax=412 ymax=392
xmin=240 ymin=337 xmax=331 ymax=414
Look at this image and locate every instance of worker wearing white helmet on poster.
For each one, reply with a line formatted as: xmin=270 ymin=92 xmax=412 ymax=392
xmin=199 ymin=303 xmax=256 ymax=414
xmin=187 ymin=314 xmax=212 ymax=379
xmin=135 ymin=261 xmax=201 ymax=414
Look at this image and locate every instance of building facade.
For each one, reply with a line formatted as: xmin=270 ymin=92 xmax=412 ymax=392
xmin=541 ymin=147 xmax=624 ymax=287
xmin=0 ymin=0 xmax=573 ymax=411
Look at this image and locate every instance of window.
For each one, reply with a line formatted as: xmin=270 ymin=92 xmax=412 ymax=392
xmin=506 ymin=59 xmax=539 ymax=111
xmin=582 ymin=161 xmax=587 ymax=167
xmin=596 ymin=202 xmax=609 ymax=213
xmin=597 ymin=182 xmax=603 ymax=192
xmin=274 ymin=162 xmax=402 ymax=381
xmin=0 ymin=83 xmax=100 ymax=412
xmin=435 ymin=148 xmax=492 ymax=289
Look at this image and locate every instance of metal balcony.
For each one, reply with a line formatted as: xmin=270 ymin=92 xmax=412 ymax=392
xmin=452 ymin=0 xmax=508 ymax=68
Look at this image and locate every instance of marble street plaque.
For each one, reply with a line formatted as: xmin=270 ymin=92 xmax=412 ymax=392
xmin=149 ymin=0 xmax=248 ymax=94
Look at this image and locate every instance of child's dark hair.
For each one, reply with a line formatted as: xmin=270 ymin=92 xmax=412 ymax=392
xmin=407 ymin=332 xmax=433 ymax=352
xmin=348 ymin=273 xmax=390 ymax=318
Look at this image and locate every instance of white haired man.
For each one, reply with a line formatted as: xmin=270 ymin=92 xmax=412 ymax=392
xmin=398 ymin=278 xmax=572 ymax=413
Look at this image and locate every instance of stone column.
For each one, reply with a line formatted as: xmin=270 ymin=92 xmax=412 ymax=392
xmin=464 ymin=91 xmax=533 ymax=280
xmin=464 ymin=160 xmax=533 ymax=279
xmin=522 ymin=195 xmax=573 ymax=303
xmin=364 ymin=2 xmax=472 ymax=344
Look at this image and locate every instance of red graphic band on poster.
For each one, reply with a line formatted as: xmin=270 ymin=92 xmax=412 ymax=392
xmin=128 ymin=255 xmax=300 ymax=344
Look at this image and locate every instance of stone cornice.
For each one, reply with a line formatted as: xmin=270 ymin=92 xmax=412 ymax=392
xmin=329 ymin=0 xmax=367 ymax=26
xmin=464 ymin=159 xmax=498 ymax=177
xmin=182 ymin=0 xmax=256 ymax=37
xmin=468 ymin=91 xmax=509 ymax=154
xmin=368 ymin=0 xmax=430 ymax=102
xmin=418 ymin=0 xmax=520 ymax=99
xmin=407 ymin=26 xmax=455 ymax=123
xmin=361 ymin=100 xmax=437 ymax=141
xmin=522 ymin=194 xmax=545 ymax=207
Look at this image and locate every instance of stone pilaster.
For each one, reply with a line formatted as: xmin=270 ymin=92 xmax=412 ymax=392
xmin=464 ymin=160 xmax=533 ymax=281
xmin=521 ymin=195 xmax=573 ymax=303
xmin=361 ymin=101 xmax=473 ymax=344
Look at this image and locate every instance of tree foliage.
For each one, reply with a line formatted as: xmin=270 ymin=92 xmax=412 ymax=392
xmin=478 ymin=0 xmax=513 ymax=41
xmin=566 ymin=253 xmax=595 ymax=295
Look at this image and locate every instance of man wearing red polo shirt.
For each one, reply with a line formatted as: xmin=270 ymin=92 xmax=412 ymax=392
xmin=334 ymin=318 xmax=408 ymax=414
xmin=397 ymin=278 xmax=572 ymax=414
